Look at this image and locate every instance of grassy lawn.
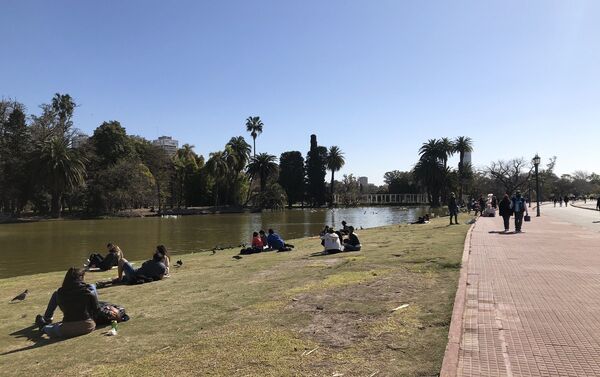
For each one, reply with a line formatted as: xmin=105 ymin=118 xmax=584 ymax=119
xmin=0 ymin=215 xmax=470 ymax=376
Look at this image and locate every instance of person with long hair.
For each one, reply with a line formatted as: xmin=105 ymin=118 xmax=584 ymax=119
xmin=87 ymin=243 xmax=123 ymax=271
xmin=498 ymin=193 xmax=513 ymax=232
xmin=35 ymin=268 xmax=99 ymax=338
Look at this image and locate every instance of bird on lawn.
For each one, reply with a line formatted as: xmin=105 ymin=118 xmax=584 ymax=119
xmin=11 ymin=289 xmax=28 ymax=302
xmin=232 ymin=255 xmax=242 ymax=260
xmin=176 ymin=260 xmax=183 ymax=266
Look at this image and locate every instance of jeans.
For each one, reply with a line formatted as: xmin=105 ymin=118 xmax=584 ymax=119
xmin=121 ymin=261 xmax=137 ymax=282
xmin=514 ymin=211 xmax=524 ymax=231
xmin=502 ymin=215 xmax=511 ymax=230
xmin=43 ymin=284 xmax=98 ymax=320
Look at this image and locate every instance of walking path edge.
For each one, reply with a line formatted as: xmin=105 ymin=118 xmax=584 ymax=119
xmin=440 ymin=220 xmax=476 ymax=377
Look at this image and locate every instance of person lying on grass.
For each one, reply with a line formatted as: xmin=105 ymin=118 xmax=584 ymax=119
xmin=342 ymin=226 xmax=362 ymax=252
xmin=267 ymin=228 xmax=294 ymax=252
xmin=86 ymin=243 xmax=123 ymax=271
xmin=35 ymin=267 xmax=100 ymax=338
xmin=118 ymin=248 xmax=167 ymax=284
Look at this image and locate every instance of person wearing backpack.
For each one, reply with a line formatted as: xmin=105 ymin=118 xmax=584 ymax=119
xmin=510 ymin=190 xmax=528 ymax=233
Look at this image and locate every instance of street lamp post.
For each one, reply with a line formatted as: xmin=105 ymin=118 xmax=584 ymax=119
xmin=533 ymin=154 xmax=541 ymax=217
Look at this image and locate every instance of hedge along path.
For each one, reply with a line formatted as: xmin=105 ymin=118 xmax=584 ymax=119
xmin=0 ymin=214 xmax=470 ymax=377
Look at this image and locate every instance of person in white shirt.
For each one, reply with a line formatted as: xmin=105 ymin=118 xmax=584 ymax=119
xmin=321 ymin=228 xmax=343 ymax=254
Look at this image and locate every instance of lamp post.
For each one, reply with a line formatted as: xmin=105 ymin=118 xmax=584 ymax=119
xmin=533 ymin=154 xmax=541 ymax=217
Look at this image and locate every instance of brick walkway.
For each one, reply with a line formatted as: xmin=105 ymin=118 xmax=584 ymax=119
xmin=457 ymin=212 xmax=600 ymax=377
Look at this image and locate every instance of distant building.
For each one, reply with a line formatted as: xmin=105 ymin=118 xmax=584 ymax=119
xmin=464 ymin=151 xmax=472 ymax=166
xmin=71 ymin=133 xmax=89 ymax=149
xmin=153 ymin=136 xmax=179 ymax=156
xmin=358 ymin=176 xmax=369 ymax=193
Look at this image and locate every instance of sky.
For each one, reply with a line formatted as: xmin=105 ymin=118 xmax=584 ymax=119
xmin=1 ymin=0 xmax=599 ymax=184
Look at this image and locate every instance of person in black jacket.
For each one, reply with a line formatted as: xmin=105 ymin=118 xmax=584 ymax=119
xmin=35 ymin=268 xmax=100 ymax=338
xmin=87 ymin=243 xmax=123 ymax=271
xmin=343 ymin=226 xmax=362 ymax=251
xmin=448 ymin=192 xmax=459 ymax=225
xmin=498 ymin=194 xmax=513 ymax=232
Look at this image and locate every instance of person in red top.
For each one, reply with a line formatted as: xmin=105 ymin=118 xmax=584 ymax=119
xmin=251 ymin=232 xmax=264 ymax=249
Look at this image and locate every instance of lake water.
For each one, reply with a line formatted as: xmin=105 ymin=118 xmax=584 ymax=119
xmin=0 ymin=206 xmax=434 ymax=279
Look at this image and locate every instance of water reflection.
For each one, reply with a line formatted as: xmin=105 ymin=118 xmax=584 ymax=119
xmin=0 ymin=206 xmax=433 ymax=278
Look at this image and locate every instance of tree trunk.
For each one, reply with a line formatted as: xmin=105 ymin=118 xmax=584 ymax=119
xmin=156 ymin=182 xmax=162 ymax=214
xmin=330 ymin=171 xmax=335 ymax=206
xmin=253 ymin=137 xmax=256 ymax=157
xmin=51 ymin=192 xmax=62 ymax=218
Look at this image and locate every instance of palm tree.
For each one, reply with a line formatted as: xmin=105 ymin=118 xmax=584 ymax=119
xmin=440 ymin=137 xmax=455 ymax=169
xmin=413 ymin=156 xmax=444 ymax=207
xmin=454 ymin=136 xmax=473 ymax=201
xmin=326 ymin=146 xmax=345 ymax=204
xmin=247 ymin=153 xmax=278 ymax=192
xmin=419 ymin=139 xmax=445 ymax=162
xmin=206 ymin=151 xmax=229 ymax=206
xmin=35 ymin=137 xmax=87 ymax=218
xmin=245 ymin=116 xmax=263 ymax=157
xmin=226 ymin=136 xmax=252 ymax=172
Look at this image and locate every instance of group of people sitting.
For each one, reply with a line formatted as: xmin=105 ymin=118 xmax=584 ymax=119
xmin=240 ymin=229 xmax=295 ymax=254
xmin=320 ymin=221 xmax=362 ymax=254
xmin=411 ymin=214 xmax=431 ymax=224
xmin=34 ymin=243 xmax=170 ymax=339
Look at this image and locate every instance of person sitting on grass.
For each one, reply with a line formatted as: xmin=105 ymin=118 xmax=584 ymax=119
xmin=35 ymin=267 xmax=99 ymax=338
xmin=87 ymin=243 xmax=123 ymax=271
xmin=321 ymin=227 xmax=343 ymax=254
xmin=259 ymin=230 xmax=271 ymax=251
xmin=241 ymin=232 xmax=264 ymax=254
xmin=155 ymin=245 xmax=170 ymax=276
xmin=341 ymin=221 xmax=350 ymax=235
xmin=267 ymin=228 xmax=294 ymax=252
xmin=342 ymin=226 xmax=361 ymax=251
xmin=118 ymin=248 xmax=167 ymax=284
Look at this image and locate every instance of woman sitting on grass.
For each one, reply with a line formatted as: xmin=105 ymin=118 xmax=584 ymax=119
xmin=342 ymin=226 xmax=362 ymax=252
xmin=156 ymin=245 xmax=170 ymax=276
xmin=240 ymin=232 xmax=264 ymax=254
xmin=35 ymin=267 xmax=99 ymax=338
xmin=87 ymin=243 xmax=123 ymax=271
xmin=321 ymin=227 xmax=343 ymax=254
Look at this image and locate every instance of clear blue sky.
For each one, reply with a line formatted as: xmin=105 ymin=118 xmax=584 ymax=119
xmin=2 ymin=0 xmax=599 ymax=184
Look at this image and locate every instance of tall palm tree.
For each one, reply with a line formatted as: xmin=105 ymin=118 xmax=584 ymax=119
xmin=419 ymin=139 xmax=446 ymax=162
xmin=439 ymin=137 xmax=455 ymax=169
xmin=454 ymin=136 xmax=473 ymax=201
xmin=35 ymin=137 xmax=87 ymax=218
xmin=247 ymin=153 xmax=278 ymax=192
xmin=206 ymin=151 xmax=229 ymax=206
xmin=413 ymin=156 xmax=444 ymax=207
xmin=245 ymin=116 xmax=263 ymax=157
xmin=326 ymin=146 xmax=345 ymax=205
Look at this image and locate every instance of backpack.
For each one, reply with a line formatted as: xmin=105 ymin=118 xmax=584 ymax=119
xmin=95 ymin=301 xmax=130 ymax=325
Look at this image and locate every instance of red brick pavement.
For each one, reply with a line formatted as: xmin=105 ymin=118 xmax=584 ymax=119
xmin=456 ymin=213 xmax=600 ymax=377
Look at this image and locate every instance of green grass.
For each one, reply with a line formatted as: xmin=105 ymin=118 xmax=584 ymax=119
xmin=0 ymin=215 xmax=470 ymax=376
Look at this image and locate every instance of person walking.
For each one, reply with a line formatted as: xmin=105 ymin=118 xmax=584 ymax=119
xmin=564 ymin=196 xmax=570 ymax=207
xmin=553 ymin=197 xmax=557 ymax=207
xmin=559 ymin=196 xmax=563 ymax=207
xmin=596 ymin=197 xmax=600 ymax=211
xmin=498 ymin=194 xmax=512 ymax=232
xmin=448 ymin=192 xmax=459 ymax=225
xmin=510 ymin=190 xmax=528 ymax=233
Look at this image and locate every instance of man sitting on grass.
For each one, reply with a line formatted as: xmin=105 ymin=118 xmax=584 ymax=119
xmin=343 ymin=226 xmax=362 ymax=252
xmin=267 ymin=228 xmax=294 ymax=252
xmin=119 ymin=251 xmax=166 ymax=284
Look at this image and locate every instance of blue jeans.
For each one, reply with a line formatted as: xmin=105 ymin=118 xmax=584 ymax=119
xmin=121 ymin=261 xmax=137 ymax=283
xmin=43 ymin=284 xmax=98 ymax=320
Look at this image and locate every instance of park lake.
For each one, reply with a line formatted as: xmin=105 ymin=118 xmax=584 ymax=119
xmin=0 ymin=206 xmax=436 ymax=279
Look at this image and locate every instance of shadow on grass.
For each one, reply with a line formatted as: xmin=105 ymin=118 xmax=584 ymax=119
xmin=309 ymin=250 xmax=362 ymax=258
xmin=0 ymin=325 xmax=62 ymax=356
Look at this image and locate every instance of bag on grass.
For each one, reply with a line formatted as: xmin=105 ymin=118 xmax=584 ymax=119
xmin=95 ymin=301 xmax=130 ymax=325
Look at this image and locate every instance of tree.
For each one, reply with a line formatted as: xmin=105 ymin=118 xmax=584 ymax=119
xmin=384 ymin=170 xmax=417 ymax=194
xmin=245 ymin=116 xmax=263 ymax=157
xmin=247 ymin=153 xmax=278 ymax=193
xmin=90 ymin=121 xmax=132 ymax=167
xmin=487 ymin=158 xmax=532 ymax=195
xmin=336 ymin=174 xmax=361 ymax=206
xmin=34 ymin=137 xmax=87 ymax=217
xmin=326 ymin=146 xmax=345 ymax=205
xmin=454 ymin=136 xmax=473 ymax=201
xmin=0 ymin=105 xmax=31 ymax=214
xmin=226 ymin=136 xmax=251 ymax=172
xmin=278 ymin=151 xmax=305 ymax=208
xmin=206 ymin=151 xmax=229 ymax=206
xmin=439 ymin=137 xmax=455 ymax=169
xmin=305 ymin=134 xmax=328 ymax=207
xmin=413 ymin=157 xmax=445 ymax=206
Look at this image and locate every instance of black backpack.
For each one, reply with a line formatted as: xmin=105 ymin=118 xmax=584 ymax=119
xmin=95 ymin=301 xmax=130 ymax=325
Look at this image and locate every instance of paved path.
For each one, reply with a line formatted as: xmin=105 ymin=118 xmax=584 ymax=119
xmin=456 ymin=209 xmax=600 ymax=377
